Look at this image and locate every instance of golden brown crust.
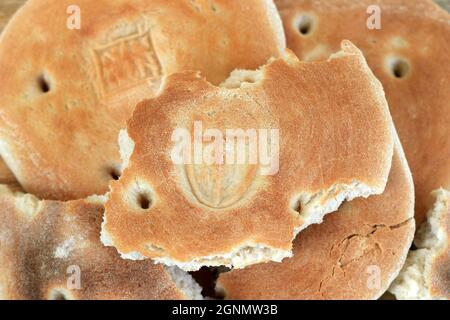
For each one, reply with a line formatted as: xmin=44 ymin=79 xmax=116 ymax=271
xmin=0 ymin=186 xmax=187 ymax=300
xmin=0 ymin=0 xmax=285 ymax=200
xmin=103 ymin=42 xmax=394 ymax=270
xmin=275 ymin=0 xmax=450 ymax=226
xmin=217 ymin=136 xmax=415 ymax=300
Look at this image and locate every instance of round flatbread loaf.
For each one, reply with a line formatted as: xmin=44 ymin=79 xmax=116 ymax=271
xmin=102 ymin=42 xmax=394 ymax=271
xmin=275 ymin=0 xmax=450 ymax=226
xmin=390 ymin=188 xmax=449 ymax=300
xmin=0 ymin=0 xmax=285 ymax=200
xmin=0 ymin=185 xmax=202 ymax=300
xmin=216 ymin=135 xmax=415 ymax=300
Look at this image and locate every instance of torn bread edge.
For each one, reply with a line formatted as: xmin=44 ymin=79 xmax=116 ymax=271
xmin=389 ymin=188 xmax=449 ymax=300
xmin=101 ymin=42 xmax=393 ymax=271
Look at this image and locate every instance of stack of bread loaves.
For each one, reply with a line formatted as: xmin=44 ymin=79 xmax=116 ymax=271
xmin=0 ymin=0 xmax=448 ymax=300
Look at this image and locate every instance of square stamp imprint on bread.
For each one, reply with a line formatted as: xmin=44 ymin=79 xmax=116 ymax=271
xmin=93 ymin=29 xmax=162 ymax=101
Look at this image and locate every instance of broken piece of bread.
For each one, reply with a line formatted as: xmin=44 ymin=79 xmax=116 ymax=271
xmin=275 ymin=0 xmax=450 ymax=226
xmin=0 ymin=0 xmax=285 ymax=200
xmin=0 ymin=185 xmax=202 ymax=300
xmin=102 ymin=41 xmax=394 ymax=271
xmin=389 ymin=189 xmax=449 ymax=300
xmin=216 ymin=134 xmax=415 ymax=299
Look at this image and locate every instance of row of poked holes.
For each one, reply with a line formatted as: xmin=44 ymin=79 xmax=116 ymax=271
xmin=108 ymin=169 xmax=151 ymax=210
xmin=108 ymin=167 xmax=153 ymax=210
xmin=295 ymin=14 xmax=411 ymax=79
